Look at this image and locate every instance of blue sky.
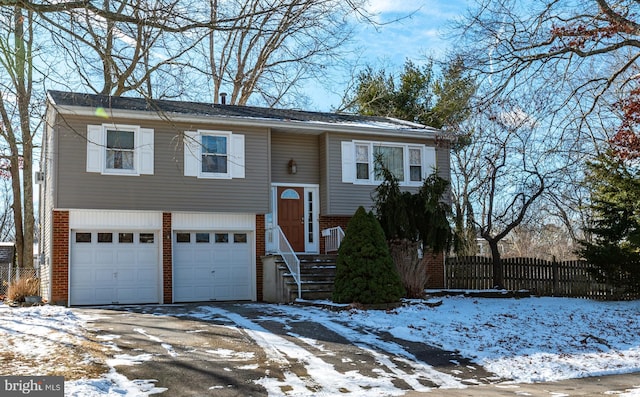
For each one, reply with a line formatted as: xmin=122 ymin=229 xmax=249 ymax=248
xmin=310 ymin=0 xmax=470 ymax=111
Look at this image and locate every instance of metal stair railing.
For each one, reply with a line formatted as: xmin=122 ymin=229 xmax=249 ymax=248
xmin=271 ymin=225 xmax=301 ymax=300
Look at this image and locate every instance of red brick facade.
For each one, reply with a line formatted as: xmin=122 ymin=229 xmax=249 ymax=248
xmin=162 ymin=212 xmax=173 ymax=303
xmin=51 ymin=210 xmax=69 ymax=305
xmin=424 ymin=250 xmax=445 ymax=289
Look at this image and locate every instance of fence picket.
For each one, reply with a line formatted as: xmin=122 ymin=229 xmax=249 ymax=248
xmin=445 ymin=256 xmax=636 ymax=300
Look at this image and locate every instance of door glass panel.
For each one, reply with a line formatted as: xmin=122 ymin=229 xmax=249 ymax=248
xmin=196 ymin=233 xmax=210 ymax=243
xmin=215 ymin=233 xmax=229 ymax=243
xmin=75 ymin=233 xmax=91 ymax=243
xmin=176 ymin=233 xmax=190 ymax=243
xmin=280 ymin=188 xmax=300 ymax=199
xmin=234 ymin=233 xmax=247 ymax=243
xmin=119 ymin=233 xmax=134 ymax=243
xmin=307 ymin=191 xmax=314 ymax=243
xmin=98 ymin=233 xmax=113 ymax=243
xmin=139 ymin=233 xmax=154 ymax=243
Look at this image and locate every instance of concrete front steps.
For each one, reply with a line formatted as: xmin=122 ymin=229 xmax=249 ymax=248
xmin=262 ymin=254 xmax=337 ymax=303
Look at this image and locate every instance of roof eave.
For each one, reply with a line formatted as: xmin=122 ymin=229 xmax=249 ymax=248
xmin=50 ymin=103 xmax=452 ymax=140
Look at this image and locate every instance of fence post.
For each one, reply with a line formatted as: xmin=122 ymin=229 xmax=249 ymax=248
xmin=552 ymin=256 xmax=559 ymax=296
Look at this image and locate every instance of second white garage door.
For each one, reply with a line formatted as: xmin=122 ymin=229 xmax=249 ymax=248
xmin=173 ymin=231 xmax=253 ymax=302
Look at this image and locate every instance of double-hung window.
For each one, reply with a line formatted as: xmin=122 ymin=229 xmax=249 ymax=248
xmin=106 ymin=129 xmax=135 ymax=170
xmin=201 ymin=135 xmax=228 ymax=174
xmin=86 ymin=124 xmax=154 ymax=175
xmin=343 ymin=140 xmax=435 ymax=186
xmin=184 ymin=130 xmax=245 ymax=179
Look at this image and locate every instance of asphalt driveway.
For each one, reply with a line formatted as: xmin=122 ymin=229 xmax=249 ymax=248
xmin=79 ymin=303 xmax=499 ymax=396
xmin=77 ymin=303 xmax=640 ymax=396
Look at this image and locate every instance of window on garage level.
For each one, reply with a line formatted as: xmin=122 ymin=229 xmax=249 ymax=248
xmin=215 ymin=233 xmax=229 ymax=243
xmin=176 ymin=233 xmax=190 ymax=243
xmin=75 ymin=233 xmax=91 ymax=243
xmin=196 ymin=233 xmax=210 ymax=243
xmin=139 ymin=233 xmax=154 ymax=243
xmin=98 ymin=233 xmax=113 ymax=243
xmin=119 ymin=233 xmax=134 ymax=243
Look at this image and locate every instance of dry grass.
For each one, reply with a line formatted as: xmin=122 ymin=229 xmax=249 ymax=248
xmin=7 ymin=277 xmax=40 ymax=302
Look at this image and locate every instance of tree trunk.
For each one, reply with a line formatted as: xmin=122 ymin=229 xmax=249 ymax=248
xmin=488 ymin=240 xmax=504 ymax=289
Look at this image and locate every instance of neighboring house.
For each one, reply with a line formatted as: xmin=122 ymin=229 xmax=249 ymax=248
xmin=39 ymin=91 xmax=452 ymax=306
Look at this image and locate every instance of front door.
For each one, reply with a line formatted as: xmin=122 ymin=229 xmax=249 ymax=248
xmin=277 ymin=186 xmax=305 ymax=252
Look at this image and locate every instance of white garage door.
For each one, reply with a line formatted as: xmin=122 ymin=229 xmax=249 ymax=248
xmin=173 ymin=231 xmax=253 ymax=302
xmin=70 ymin=231 xmax=160 ymax=305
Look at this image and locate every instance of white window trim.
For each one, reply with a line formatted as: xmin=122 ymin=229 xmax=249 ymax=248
xmin=200 ymin=130 xmax=232 ymax=179
xmin=86 ymin=124 xmax=154 ymax=176
xmin=342 ymin=140 xmax=436 ymax=186
xmin=184 ymin=129 xmax=245 ymax=179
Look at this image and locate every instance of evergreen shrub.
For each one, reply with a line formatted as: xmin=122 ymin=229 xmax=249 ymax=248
xmin=332 ymin=206 xmax=405 ymax=304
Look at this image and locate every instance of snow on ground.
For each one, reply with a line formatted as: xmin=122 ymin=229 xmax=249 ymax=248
xmin=0 ymin=296 xmax=639 ymax=396
xmin=0 ymin=303 xmax=166 ymax=396
xmin=269 ymin=296 xmax=640 ymax=383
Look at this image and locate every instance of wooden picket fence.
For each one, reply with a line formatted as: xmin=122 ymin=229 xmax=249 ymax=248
xmin=445 ymin=256 xmax=637 ymax=300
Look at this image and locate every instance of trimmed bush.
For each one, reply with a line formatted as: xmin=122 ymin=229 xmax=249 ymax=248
xmin=332 ymin=206 xmax=405 ymax=304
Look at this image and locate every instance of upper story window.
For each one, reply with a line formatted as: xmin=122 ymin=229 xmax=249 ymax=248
xmin=342 ymin=140 xmax=436 ymax=186
xmin=86 ymin=124 xmax=154 ymax=176
xmin=201 ymin=135 xmax=228 ymax=174
xmin=106 ymin=130 xmax=135 ymax=170
xmin=184 ymin=130 xmax=245 ymax=179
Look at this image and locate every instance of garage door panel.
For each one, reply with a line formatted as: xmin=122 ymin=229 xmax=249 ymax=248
xmin=116 ymin=250 xmax=136 ymax=265
xmin=137 ymin=250 xmax=157 ymax=264
xmin=174 ymin=230 xmax=253 ymax=302
xmin=194 ymin=252 xmax=214 ymax=263
xmin=95 ymin=250 xmax=115 ymax=265
xmin=135 ymin=269 xmax=158 ymax=283
xmin=70 ymin=231 xmax=159 ymax=305
xmin=116 ymin=269 xmax=136 ymax=283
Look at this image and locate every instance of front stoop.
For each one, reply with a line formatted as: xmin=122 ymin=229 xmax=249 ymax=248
xmin=262 ymin=254 xmax=337 ymax=303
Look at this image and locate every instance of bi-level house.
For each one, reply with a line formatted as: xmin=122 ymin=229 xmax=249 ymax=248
xmin=38 ymin=91 xmax=451 ymax=306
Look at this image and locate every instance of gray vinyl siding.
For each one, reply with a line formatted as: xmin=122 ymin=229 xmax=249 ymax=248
xmin=53 ymin=115 xmax=270 ymax=213
xmin=323 ymin=132 xmax=447 ymax=216
xmin=319 ymin=133 xmax=329 ymax=215
xmin=39 ymin=110 xmax=57 ymax=302
xmin=270 ymin=132 xmax=319 ymax=184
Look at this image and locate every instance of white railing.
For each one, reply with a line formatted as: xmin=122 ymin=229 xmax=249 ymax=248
xmin=268 ymin=225 xmax=301 ymax=300
xmin=322 ymin=226 xmax=345 ymax=254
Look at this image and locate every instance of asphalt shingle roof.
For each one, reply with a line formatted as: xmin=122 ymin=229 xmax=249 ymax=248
xmin=47 ymin=91 xmax=437 ymax=133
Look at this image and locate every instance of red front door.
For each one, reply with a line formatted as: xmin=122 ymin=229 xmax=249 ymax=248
xmin=277 ymin=187 xmax=305 ymax=252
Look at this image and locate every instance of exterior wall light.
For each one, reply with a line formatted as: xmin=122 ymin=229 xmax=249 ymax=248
xmin=288 ymin=159 xmax=297 ymax=174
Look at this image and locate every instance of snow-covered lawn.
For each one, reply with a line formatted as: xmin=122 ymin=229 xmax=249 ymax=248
xmin=0 ymin=295 xmax=639 ymax=396
xmin=328 ymin=296 xmax=640 ymax=382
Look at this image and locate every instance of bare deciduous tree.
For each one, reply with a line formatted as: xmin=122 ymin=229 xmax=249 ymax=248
xmin=0 ymin=6 xmax=38 ymax=267
xmin=201 ymin=0 xmax=367 ymax=106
